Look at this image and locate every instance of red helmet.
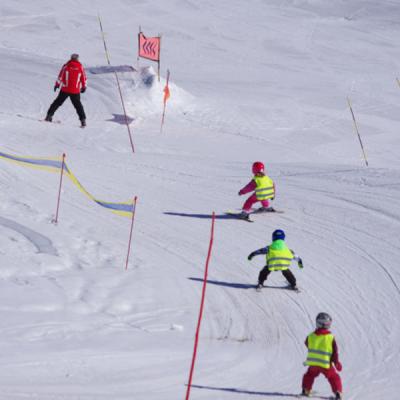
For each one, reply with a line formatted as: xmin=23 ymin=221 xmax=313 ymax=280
xmin=252 ymin=161 xmax=264 ymax=174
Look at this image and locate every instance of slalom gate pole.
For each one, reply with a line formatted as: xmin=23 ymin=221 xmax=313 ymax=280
xmin=158 ymin=34 xmax=161 ymax=82
xmin=397 ymin=77 xmax=400 ymax=88
xmin=98 ymin=15 xmax=135 ymax=154
xmin=137 ymin=26 xmax=141 ymax=68
xmin=97 ymin=15 xmax=111 ymax=66
xmin=114 ymin=72 xmax=135 ymax=153
xmin=125 ymin=196 xmax=138 ymax=270
xmin=160 ymin=69 xmax=170 ymax=132
xmin=53 ymin=153 xmax=66 ymax=224
xmin=185 ymin=212 xmax=216 ymax=400
xmin=347 ymin=97 xmax=369 ymax=167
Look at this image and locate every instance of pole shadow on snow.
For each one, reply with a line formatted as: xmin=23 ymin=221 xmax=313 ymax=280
xmin=106 ymin=113 xmax=134 ymax=125
xmin=189 ymin=277 xmax=290 ymax=291
xmin=190 ymin=384 xmax=303 ymax=398
xmin=164 ymin=212 xmax=236 ymax=220
xmin=88 ymin=65 xmax=136 ymax=74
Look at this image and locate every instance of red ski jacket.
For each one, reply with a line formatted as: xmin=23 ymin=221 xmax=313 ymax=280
xmin=55 ymin=60 xmax=87 ymax=94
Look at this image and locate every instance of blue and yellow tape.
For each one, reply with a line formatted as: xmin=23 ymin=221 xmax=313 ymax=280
xmin=0 ymin=150 xmax=134 ymax=217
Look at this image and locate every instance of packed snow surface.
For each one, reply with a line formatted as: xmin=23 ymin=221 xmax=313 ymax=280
xmin=0 ymin=1 xmax=400 ymax=399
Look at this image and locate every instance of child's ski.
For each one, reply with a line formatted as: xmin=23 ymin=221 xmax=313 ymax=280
xmin=225 ymin=211 xmax=254 ymax=222
xmin=255 ymin=284 xmax=301 ymax=293
xmin=250 ymin=207 xmax=284 ymax=214
xmin=17 ymin=114 xmax=61 ymax=124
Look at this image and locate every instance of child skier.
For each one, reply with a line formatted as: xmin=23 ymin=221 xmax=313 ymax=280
xmin=302 ymin=312 xmax=343 ymax=399
xmin=237 ymin=161 xmax=275 ymax=219
xmin=247 ymin=229 xmax=303 ymax=290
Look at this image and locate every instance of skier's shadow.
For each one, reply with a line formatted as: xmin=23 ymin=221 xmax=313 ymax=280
xmin=189 ymin=277 xmax=291 ymax=291
xmin=190 ymin=384 xmax=304 ymax=398
xmin=189 ymin=277 xmax=254 ymax=289
xmin=164 ymin=212 xmax=236 ymax=220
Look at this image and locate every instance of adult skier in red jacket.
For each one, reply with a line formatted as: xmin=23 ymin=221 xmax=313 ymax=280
xmin=45 ymin=54 xmax=87 ymax=127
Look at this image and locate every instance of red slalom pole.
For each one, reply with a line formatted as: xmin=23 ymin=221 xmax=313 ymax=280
xmin=125 ymin=196 xmax=138 ymax=270
xmin=185 ymin=212 xmax=216 ymax=400
xmin=53 ymin=153 xmax=66 ymax=224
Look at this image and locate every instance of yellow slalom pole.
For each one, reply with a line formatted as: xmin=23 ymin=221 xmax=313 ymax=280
xmin=97 ymin=14 xmax=111 ymax=66
xmin=347 ymin=97 xmax=368 ymax=167
xmin=97 ymin=15 xmax=135 ymax=154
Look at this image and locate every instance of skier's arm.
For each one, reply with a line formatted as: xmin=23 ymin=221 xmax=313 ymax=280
xmin=290 ymin=249 xmax=303 ymax=268
xmin=55 ymin=63 xmax=67 ymax=89
xmin=248 ymin=246 xmax=268 ymax=260
xmin=239 ymin=180 xmax=256 ymax=195
xmin=332 ymin=339 xmax=342 ymax=371
xmin=80 ymin=65 xmax=87 ymax=91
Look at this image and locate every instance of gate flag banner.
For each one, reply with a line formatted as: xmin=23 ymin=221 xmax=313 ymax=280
xmin=138 ymin=32 xmax=160 ymax=62
xmin=0 ymin=150 xmax=134 ymax=217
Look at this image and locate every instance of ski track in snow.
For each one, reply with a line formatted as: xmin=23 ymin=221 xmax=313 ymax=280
xmin=0 ymin=216 xmax=57 ymax=256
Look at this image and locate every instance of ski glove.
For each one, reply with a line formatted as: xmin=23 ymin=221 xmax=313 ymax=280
xmin=335 ymin=361 xmax=342 ymax=372
xmin=298 ymin=259 xmax=304 ymax=269
xmin=54 ymin=85 xmax=59 ymax=92
xmin=248 ymin=252 xmax=255 ymax=261
xmin=81 ymin=87 xmax=86 ymax=93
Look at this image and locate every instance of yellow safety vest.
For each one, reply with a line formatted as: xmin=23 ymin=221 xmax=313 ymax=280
xmin=266 ymin=241 xmax=294 ymax=271
xmin=305 ymin=333 xmax=334 ymax=369
xmin=253 ymin=175 xmax=275 ymax=201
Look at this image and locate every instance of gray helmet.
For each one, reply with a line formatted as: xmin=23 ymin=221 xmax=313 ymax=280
xmin=70 ymin=53 xmax=79 ymax=60
xmin=316 ymin=312 xmax=332 ymax=329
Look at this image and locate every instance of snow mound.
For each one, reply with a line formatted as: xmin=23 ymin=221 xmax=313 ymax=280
xmin=88 ymin=64 xmax=194 ymax=124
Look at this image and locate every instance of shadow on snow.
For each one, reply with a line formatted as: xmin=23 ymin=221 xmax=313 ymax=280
xmin=106 ymin=113 xmax=134 ymax=125
xmin=190 ymin=384 xmax=306 ymax=398
xmin=164 ymin=211 xmax=238 ymax=220
xmin=189 ymin=277 xmax=291 ymax=291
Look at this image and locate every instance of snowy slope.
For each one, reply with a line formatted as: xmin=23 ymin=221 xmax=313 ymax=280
xmin=0 ymin=1 xmax=400 ymax=399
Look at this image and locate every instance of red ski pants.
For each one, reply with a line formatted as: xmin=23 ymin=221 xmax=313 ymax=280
xmin=242 ymin=193 xmax=269 ymax=212
xmin=302 ymin=366 xmax=342 ymax=393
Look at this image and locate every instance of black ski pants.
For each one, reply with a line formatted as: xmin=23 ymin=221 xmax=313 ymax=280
xmin=47 ymin=91 xmax=86 ymax=121
xmin=258 ymin=265 xmax=297 ymax=288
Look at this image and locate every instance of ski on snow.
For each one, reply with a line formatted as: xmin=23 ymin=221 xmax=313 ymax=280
xmin=255 ymin=284 xmax=301 ymax=293
xmin=296 ymin=392 xmax=335 ymax=400
xmin=16 ymin=114 xmax=87 ymax=127
xmin=225 ymin=207 xmax=284 ymax=222
xmin=225 ymin=211 xmax=254 ymax=222
xmin=16 ymin=114 xmax=61 ymax=124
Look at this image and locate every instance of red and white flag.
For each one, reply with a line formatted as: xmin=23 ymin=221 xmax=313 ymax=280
xmin=138 ymin=32 xmax=160 ymax=62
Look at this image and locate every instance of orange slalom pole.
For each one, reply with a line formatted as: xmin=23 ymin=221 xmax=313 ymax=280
xmin=161 ymin=69 xmax=170 ymax=132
